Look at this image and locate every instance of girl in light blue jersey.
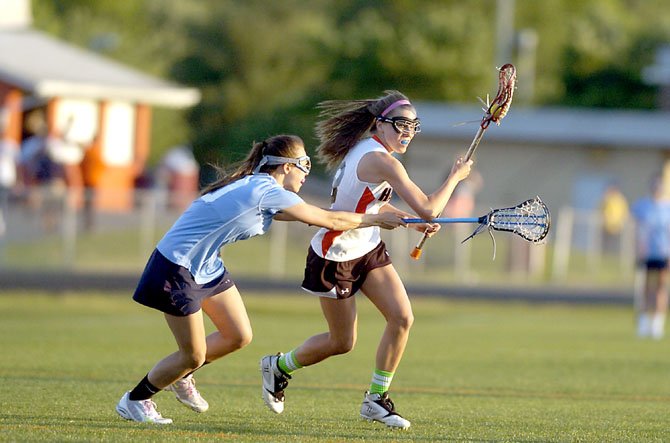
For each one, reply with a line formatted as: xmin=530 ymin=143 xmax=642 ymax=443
xmin=116 ymin=134 xmax=405 ymax=424
xmin=633 ymin=173 xmax=670 ymax=339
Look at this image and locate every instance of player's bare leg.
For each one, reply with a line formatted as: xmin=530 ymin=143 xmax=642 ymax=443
xmin=359 ymin=264 xmax=413 ymax=429
xmin=166 ymin=285 xmax=252 ymax=412
xmin=261 ymin=296 xmax=358 ymax=413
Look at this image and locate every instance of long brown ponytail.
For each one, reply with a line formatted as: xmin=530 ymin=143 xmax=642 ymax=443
xmin=201 ymin=134 xmax=305 ymax=195
xmin=314 ymin=90 xmax=412 ymax=170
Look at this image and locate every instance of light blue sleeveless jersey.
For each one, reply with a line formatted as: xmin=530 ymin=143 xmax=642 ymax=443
xmin=157 ymin=174 xmax=303 ymax=284
xmin=632 ymin=197 xmax=670 ymax=260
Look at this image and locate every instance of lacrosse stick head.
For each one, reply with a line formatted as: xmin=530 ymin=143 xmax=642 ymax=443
xmin=488 ymin=196 xmax=550 ymax=243
xmin=460 ymin=196 xmax=550 ymax=248
xmin=481 ymin=63 xmax=516 ymax=129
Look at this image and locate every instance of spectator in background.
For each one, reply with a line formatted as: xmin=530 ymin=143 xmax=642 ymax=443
xmin=600 ymin=181 xmax=629 ymax=253
xmin=46 ymin=114 xmax=88 ymax=210
xmin=0 ymin=131 xmax=18 ymax=236
xmin=156 ymin=145 xmax=200 ymax=211
xmin=632 ymin=173 xmax=670 ymax=340
xmin=443 ymin=169 xmax=483 ymax=276
xmin=443 ymin=169 xmax=483 ymax=218
xmin=17 ymin=110 xmax=65 ymax=232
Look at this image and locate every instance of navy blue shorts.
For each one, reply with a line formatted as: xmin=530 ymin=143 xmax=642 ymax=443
xmin=133 ymin=249 xmax=235 ymax=317
xmin=642 ymin=258 xmax=669 ymax=270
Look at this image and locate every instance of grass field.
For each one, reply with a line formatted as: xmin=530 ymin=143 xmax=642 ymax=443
xmin=1 ymin=291 xmax=668 ymax=442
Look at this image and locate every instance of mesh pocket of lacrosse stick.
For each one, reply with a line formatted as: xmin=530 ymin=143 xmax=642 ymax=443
xmin=462 ymin=196 xmax=551 ymax=259
xmin=480 ymin=63 xmax=516 ymax=130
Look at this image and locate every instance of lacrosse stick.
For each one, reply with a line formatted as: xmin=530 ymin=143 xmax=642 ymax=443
xmin=404 ymin=196 xmax=549 ymax=260
xmin=410 ymin=63 xmax=517 ymax=260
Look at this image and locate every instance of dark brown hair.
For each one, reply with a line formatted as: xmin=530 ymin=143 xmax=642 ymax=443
xmin=314 ymin=90 xmax=414 ymax=170
xmin=201 ymin=134 xmax=305 ymax=195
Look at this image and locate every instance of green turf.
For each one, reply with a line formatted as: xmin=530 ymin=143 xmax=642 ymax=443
xmin=1 ymin=292 xmax=667 ymax=442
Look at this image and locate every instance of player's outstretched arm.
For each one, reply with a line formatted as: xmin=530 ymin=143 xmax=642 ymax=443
xmin=380 ymin=204 xmax=440 ymax=235
xmin=359 ymin=151 xmax=471 ymax=221
xmin=274 ymin=202 xmax=405 ymax=231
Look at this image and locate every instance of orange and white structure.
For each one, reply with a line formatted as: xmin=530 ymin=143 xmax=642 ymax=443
xmin=0 ymin=0 xmax=200 ymax=211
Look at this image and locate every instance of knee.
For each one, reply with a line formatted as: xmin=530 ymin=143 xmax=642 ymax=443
xmin=390 ymin=310 xmax=414 ymax=332
xmin=229 ymin=330 xmax=253 ymax=351
xmin=181 ymin=350 xmax=207 ymax=370
xmin=329 ymin=334 xmax=356 ymax=355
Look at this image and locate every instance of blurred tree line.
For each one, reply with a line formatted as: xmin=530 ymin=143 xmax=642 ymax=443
xmin=32 ymin=0 xmax=670 ymax=178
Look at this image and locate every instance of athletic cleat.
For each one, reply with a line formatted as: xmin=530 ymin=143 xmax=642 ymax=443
xmin=360 ymin=391 xmax=411 ymax=429
xmin=116 ymin=391 xmax=173 ymax=424
xmin=260 ymin=353 xmax=291 ymax=414
xmin=166 ymin=374 xmax=209 ymax=412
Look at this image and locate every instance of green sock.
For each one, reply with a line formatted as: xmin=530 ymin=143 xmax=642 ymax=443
xmin=278 ymin=350 xmax=303 ymax=375
xmin=369 ymin=368 xmax=394 ymax=395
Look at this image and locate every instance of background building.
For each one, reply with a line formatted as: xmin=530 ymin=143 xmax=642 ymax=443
xmin=0 ymin=0 xmax=200 ymax=210
xmin=408 ymin=103 xmax=670 ymax=213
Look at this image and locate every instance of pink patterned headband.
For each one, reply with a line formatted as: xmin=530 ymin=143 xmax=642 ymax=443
xmin=380 ymin=99 xmax=411 ymax=117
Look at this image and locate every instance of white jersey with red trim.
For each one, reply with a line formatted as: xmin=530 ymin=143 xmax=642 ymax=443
xmin=310 ymin=137 xmax=393 ymax=261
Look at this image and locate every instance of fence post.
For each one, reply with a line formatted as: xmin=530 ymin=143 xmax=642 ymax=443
xmin=269 ymin=221 xmax=288 ymax=277
xmin=61 ymin=190 xmax=77 ymax=269
xmin=620 ymin=221 xmax=635 ymax=275
xmin=453 ymin=224 xmax=472 ymax=282
xmin=139 ymin=189 xmax=159 ymax=259
xmin=586 ymin=210 xmax=602 ymax=271
xmin=551 ymin=206 xmax=573 ymax=281
xmin=0 ymin=195 xmax=8 ymax=263
xmin=528 ymin=243 xmax=546 ymax=278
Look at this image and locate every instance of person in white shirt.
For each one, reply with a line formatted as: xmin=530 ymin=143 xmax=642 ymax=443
xmin=115 ymin=134 xmax=405 ymax=424
xmin=0 ymin=135 xmax=18 ymax=236
xmin=261 ymin=91 xmax=472 ymax=429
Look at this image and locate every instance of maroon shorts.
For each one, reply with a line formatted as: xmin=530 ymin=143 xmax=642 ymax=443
xmin=133 ymin=249 xmax=235 ymax=317
xmin=301 ymin=241 xmax=392 ymax=299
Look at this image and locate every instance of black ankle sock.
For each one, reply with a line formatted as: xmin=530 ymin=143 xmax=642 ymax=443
xmin=128 ymin=374 xmax=161 ymax=401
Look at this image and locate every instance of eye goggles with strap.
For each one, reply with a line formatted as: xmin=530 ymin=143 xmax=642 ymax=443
xmin=253 ymin=155 xmax=311 ymax=174
xmin=377 ymin=116 xmax=421 ymax=134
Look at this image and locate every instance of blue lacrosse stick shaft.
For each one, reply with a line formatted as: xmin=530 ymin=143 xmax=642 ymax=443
xmin=403 ymin=217 xmax=482 ymax=224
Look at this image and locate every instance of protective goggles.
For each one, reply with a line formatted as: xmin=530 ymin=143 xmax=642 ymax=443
xmin=377 ymin=116 xmax=421 ymax=134
xmin=253 ymin=155 xmax=311 ymax=174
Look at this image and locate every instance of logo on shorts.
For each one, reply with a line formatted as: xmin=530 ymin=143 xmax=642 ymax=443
xmin=339 ymin=287 xmax=350 ymax=295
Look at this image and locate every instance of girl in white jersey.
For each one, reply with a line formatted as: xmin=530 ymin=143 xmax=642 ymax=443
xmin=115 ymin=134 xmax=405 ymax=425
xmin=261 ymin=92 xmax=472 ymax=429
